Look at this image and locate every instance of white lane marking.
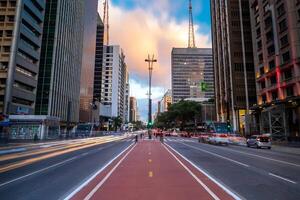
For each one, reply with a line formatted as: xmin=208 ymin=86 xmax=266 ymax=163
xmin=83 ymin=144 xmax=136 ymax=200
xmin=0 ymin=142 xmax=123 ymax=188
xmin=165 ymin=143 xmax=243 ymax=200
xmin=225 ymin=147 xmax=300 ymax=168
xmin=0 ymin=156 xmax=78 ymax=188
xmin=163 ymin=144 xmax=221 ymax=200
xmin=63 ymin=143 xmax=135 ymax=200
xmin=269 ymin=173 xmax=297 ymax=184
xmin=178 ymin=142 xmax=249 ymax=168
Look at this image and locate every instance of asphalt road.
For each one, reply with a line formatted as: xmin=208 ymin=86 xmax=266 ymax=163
xmin=0 ymin=136 xmax=134 ymax=200
xmin=165 ymin=137 xmax=300 ymax=200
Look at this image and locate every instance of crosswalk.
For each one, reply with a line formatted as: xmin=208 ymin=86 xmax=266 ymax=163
xmin=164 ymin=138 xmax=197 ymax=143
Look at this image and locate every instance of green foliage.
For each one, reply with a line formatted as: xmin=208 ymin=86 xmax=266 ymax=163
xmin=112 ymin=116 xmax=123 ymax=131
xmin=154 ymin=100 xmax=202 ymax=131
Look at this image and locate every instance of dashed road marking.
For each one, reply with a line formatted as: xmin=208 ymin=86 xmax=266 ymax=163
xmin=269 ymin=173 xmax=297 ymax=184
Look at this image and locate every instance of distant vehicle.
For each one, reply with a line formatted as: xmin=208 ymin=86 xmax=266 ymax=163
xmin=247 ymin=135 xmax=271 ymax=149
xmin=199 ymin=122 xmax=231 ymax=145
xmin=74 ymin=123 xmax=94 ymax=137
xmin=170 ymin=130 xmax=178 ymax=137
xmin=228 ymin=134 xmax=246 ymax=145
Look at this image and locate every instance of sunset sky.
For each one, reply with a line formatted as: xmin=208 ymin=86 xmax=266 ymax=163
xmin=97 ymin=0 xmax=212 ymax=120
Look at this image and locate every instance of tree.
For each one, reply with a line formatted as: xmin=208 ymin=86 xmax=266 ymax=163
xmin=112 ymin=116 xmax=123 ymax=131
xmin=154 ymin=100 xmax=202 ymax=131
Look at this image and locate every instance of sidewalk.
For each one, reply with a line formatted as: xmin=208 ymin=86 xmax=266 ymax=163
xmin=71 ymin=139 xmax=234 ymax=200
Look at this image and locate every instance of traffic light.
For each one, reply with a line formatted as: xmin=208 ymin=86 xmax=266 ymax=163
xmin=147 ymin=122 xmax=153 ymax=129
xmin=199 ymin=82 xmax=207 ymax=92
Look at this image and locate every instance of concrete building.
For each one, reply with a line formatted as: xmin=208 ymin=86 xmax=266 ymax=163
xmin=249 ymin=0 xmax=300 ymax=140
xmin=160 ymin=89 xmax=172 ymax=112
xmin=211 ymin=0 xmax=257 ymax=133
xmin=129 ymin=96 xmax=137 ymax=122
xmin=0 ymin=0 xmax=46 ymax=115
xmin=35 ymin=0 xmax=84 ymax=123
xmin=171 ymin=48 xmax=214 ymax=104
xmin=157 ymin=101 xmax=161 ymax=114
xmin=79 ymin=0 xmax=98 ymax=123
xmin=100 ymin=45 xmax=128 ymax=123
xmin=124 ymin=70 xmax=130 ymax=122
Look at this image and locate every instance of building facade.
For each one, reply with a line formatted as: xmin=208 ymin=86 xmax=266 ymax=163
xmin=100 ymin=45 xmax=128 ymax=122
xmin=79 ymin=0 xmax=98 ymax=123
xmin=160 ymin=89 xmax=172 ymax=112
xmin=35 ymin=0 xmax=84 ymax=123
xmin=93 ymin=14 xmax=104 ymax=107
xmin=0 ymin=0 xmax=46 ymax=115
xmin=249 ymin=0 xmax=300 ymax=140
xmin=129 ymin=96 xmax=137 ymax=122
xmin=211 ymin=0 xmax=257 ymax=133
xmin=171 ymin=48 xmax=214 ymax=103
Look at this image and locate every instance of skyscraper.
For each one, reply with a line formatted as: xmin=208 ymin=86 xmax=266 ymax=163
xmin=211 ymin=0 xmax=257 ymax=132
xmin=171 ymin=48 xmax=214 ymax=103
xmin=79 ymin=0 xmax=98 ymax=123
xmin=100 ymin=45 xmax=129 ymax=123
xmin=129 ymin=97 xmax=137 ymax=122
xmin=35 ymin=0 xmax=84 ymax=123
xmin=93 ymin=14 xmax=104 ymax=104
xmin=0 ymin=0 xmax=46 ymax=115
xmin=249 ymin=0 xmax=300 ymax=140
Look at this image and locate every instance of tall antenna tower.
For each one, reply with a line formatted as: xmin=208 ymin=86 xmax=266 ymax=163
xmin=103 ymin=0 xmax=109 ymax=45
xmin=188 ymin=0 xmax=196 ymax=48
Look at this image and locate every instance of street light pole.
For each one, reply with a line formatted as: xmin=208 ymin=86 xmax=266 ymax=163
xmin=145 ymin=54 xmax=157 ymax=138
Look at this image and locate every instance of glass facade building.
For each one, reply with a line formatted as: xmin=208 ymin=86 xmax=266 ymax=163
xmin=35 ymin=0 xmax=84 ymax=123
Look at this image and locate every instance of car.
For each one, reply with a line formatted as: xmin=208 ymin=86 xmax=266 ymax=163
xmin=247 ymin=135 xmax=272 ymax=149
xmin=198 ymin=133 xmax=210 ymax=143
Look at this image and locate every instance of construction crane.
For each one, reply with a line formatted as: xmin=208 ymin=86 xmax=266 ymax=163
xmin=188 ymin=0 xmax=196 ymax=48
xmin=103 ymin=0 xmax=109 ymax=45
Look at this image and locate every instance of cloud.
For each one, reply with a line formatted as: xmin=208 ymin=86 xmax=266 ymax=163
xmin=130 ymin=79 xmax=165 ymax=99
xmin=98 ymin=1 xmax=212 ymax=90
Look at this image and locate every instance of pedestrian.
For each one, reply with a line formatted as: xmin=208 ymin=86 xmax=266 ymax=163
xmin=135 ymin=134 xmax=138 ymax=143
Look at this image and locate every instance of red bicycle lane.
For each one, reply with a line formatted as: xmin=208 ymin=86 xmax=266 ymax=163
xmin=70 ymin=140 xmax=235 ymax=200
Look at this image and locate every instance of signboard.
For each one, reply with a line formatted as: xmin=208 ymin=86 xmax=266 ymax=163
xmin=17 ymin=107 xmax=29 ymax=114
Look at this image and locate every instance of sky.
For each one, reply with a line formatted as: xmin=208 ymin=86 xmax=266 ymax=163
xmin=97 ymin=0 xmax=212 ymax=121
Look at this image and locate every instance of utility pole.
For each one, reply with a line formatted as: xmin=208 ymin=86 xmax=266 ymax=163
xmin=145 ymin=55 xmax=157 ymax=138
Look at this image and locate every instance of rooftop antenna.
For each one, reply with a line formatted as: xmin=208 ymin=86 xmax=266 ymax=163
xmin=188 ymin=0 xmax=196 ymax=48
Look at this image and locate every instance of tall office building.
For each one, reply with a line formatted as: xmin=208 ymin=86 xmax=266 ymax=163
xmin=211 ymin=0 xmax=257 ymax=132
xmin=249 ymin=0 xmax=300 ymax=140
xmin=35 ymin=0 xmax=84 ymax=123
xmin=171 ymin=48 xmax=214 ymax=103
xmin=124 ymin=70 xmax=130 ymax=122
xmin=160 ymin=89 xmax=172 ymax=112
xmin=129 ymin=96 xmax=137 ymax=122
xmin=0 ymin=0 xmax=46 ymax=115
xmin=79 ymin=0 xmax=98 ymax=122
xmin=100 ymin=45 xmax=129 ymax=122
xmin=93 ymin=14 xmax=104 ymax=103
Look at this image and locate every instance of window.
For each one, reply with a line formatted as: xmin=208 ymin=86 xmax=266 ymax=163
xmin=264 ymin=16 xmax=272 ymax=29
xmin=266 ymin=30 xmax=273 ymax=42
xmin=286 ymin=87 xmax=294 ymax=97
xmin=257 ymin=40 xmax=262 ymax=50
xmin=0 ymin=15 xmax=4 ymax=22
xmin=284 ymin=69 xmax=292 ymax=80
xmin=280 ymin=35 xmax=289 ymax=47
xmin=282 ymin=51 xmax=290 ymax=63
xmin=260 ymin=67 xmax=264 ymax=75
xmin=267 ymin=45 xmax=275 ymax=56
xmin=271 ymin=91 xmax=278 ymax=100
xmin=261 ymin=81 xmax=266 ymax=89
xmin=270 ymin=76 xmax=277 ymax=85
xmin=277 ymin=4 xmax=285 ymax=17
xmin=258 ymin=54 xmax=263 ymax=63
xmin=256 ymin=27 xmax=261 ymax=37
xmin=279 ymin=19 xmax=287 ymax=32
xmin=262 ymin=94 xmax=267 ymax=102
xmin=269 ymin=60 xmax=275 ymax=70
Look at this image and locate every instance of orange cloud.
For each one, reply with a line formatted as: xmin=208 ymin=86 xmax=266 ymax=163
xmin=98 ymin=2 xmax=211 ymax=89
